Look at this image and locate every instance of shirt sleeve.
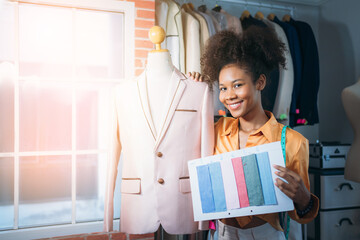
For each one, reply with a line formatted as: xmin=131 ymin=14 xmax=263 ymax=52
xmin=287 ymin=136 xmax=319 ymax=224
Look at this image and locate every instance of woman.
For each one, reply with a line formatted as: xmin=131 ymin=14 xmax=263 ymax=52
xmin=191 ymin=26 xmax=319 ymax=239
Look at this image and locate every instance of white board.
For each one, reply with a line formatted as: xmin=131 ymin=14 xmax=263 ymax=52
xmin=188 ymin=142 xmax=294 ymax=221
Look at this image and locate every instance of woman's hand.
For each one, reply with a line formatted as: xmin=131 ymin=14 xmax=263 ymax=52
xmin=273 ymin=165 xmax=311 ymax=211
xmin=187 ymin=72 xmax=203 ymax=82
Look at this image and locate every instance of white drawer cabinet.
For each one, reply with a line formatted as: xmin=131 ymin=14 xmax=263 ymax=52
xmin=308 ymin=169 xmax=360 ymax=240
xmin=320 ymin=175 xmax=360 ymax=209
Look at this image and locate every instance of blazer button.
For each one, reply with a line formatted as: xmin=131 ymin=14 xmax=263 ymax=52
xmin=156 ymin=152 xmax=163 ymax=157
xmin=158 ymin=178 xmax=164 ymax=184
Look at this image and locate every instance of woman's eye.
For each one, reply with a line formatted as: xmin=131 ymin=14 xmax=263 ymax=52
xmin=234 ymin=84 xmax=243 ymax=88
xmin=219 ymin=87 xmax=226 ymax=91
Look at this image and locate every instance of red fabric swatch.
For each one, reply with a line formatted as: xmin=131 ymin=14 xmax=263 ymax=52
xmin=231 ymin=157 xmax=250 ymax=208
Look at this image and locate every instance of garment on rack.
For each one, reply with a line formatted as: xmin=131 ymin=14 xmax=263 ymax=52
xmin=241 ymin=14 xmax=267 ymax=29
xmin=166 ymin=0 xmax=185 ymax=73
xmin=272 ymin=16 xmax=302 ymax=127
xmin=288 ymin=18 xmax=320 ymax=126
xmin=181 ymin=7 xmax=201 ymax=73
xmin=206 ymin=9 xmax=221 ymax=32
xmin=263 ymin=18 xmax=294 ymax=125
xmin=241 ymin=16 xmax=280 ymax=114
xmin=210 ymin=10 xmax=228 ymax=31
xmin=198 ymin=5 xmax=221 ymax=33
xmin=220 ymin=9 xmax=242 ymax=34
xmin=198 ymin=10 xmax=217 ymax=37
xmin=182 ymin=4 xmax=210 ymax=57
xmin=155 ymin=0 xmax=185 ymax=73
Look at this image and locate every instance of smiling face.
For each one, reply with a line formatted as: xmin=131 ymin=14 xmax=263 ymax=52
xmin=218 ymin=64 xmax=265 ymax=119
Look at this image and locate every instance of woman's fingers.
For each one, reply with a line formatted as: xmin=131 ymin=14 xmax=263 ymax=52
xmin=187 ymin=72 xmax=203 ymax=82
xmin=274 ymin=165 xmax=302 ymax=184
xmin=274 ymin=178 xmax=296 ymax=200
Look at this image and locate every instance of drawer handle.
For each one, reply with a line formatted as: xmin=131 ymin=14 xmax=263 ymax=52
xmin=335 ymin=183 xmax=354 ymax=191
xmin=336 ymin=218 xmax=353 ymax=227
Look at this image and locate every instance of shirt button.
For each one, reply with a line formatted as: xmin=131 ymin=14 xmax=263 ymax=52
xmin=156 ymin=152 xmax=163 ymax=157
xmin=158 ymin=178 xmax=164 ymax=184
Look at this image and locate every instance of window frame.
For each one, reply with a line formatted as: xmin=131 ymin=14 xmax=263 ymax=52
xmin=0 ymin=0 xmax=134 ymax=238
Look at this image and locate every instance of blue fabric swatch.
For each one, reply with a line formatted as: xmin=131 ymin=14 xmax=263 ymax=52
xmin=256 ymin=152 xmax=278 ymax=205
xmin=208 ymin=162 xmax=227 ymax=212
xmin=242 ymin=154 xmax=265 ymax=206
xmin=196 ymin=165 xmax=215 ymax=213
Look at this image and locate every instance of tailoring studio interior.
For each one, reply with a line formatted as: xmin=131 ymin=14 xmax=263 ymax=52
xmin=0 ymin=0 xmax=359 ymax=240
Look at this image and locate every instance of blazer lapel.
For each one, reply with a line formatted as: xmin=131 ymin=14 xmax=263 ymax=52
xmin=154 ymin=69 xmax=186 ymax=150
xmin=137 ymin=71 xmax=157 ymax=142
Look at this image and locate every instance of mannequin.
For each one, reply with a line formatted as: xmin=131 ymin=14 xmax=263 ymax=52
xmin=146 ymin=26 xmax=174 ymax=133
xmin=103 ymin=26 xmax=214 ymax=235
xmin=342 ymin=78 xmax=360 ymax=182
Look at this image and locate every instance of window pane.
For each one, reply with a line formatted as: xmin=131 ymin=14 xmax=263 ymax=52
xmin=76 ymin=83 xmax=114 ymax=150
xmin=0 ymin=157 xmax=14 ymax=230
xmin=19 ymin=4 xmax=73 ymax=78
xmin=19 ymin=82 xmax=72 ymax=151
xmin=0 ymin=62 xmax=15 ymax=152
xmin=19 ymin=155 xmax=72 ymax=227
xmin=76 ymin=154 xmax=106 ymax=222
xmin=75 ymin=10 xmax=124 ymax=79
xmin=0 ymin=3 xmax=15 ymax=62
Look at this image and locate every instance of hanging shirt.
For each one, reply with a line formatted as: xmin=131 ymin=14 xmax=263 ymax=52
xmin=214 ymin=111 xmax=319 ymax=231
xmin=288 ymin=18 xmax=320 ymax=126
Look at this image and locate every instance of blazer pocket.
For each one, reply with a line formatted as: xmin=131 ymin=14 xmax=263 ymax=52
xmin=179 ymin=177 xmax=191 ymax=193
xmin=121 ymin=178 xmax=141 ymax=194
xmin=175 ymin=109 xmax=197 ymax=112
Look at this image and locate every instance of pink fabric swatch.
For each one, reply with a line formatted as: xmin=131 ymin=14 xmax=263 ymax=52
xmin=231 ymin=157 xmax=250 ymax=208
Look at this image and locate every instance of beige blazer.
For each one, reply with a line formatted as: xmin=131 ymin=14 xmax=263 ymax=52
xmin=181 ymin=8 xmax=201 ymax=73
xmin=103 ymin=68 xmax=214 ymax=234
xmin=182 ymin=4 xmax=209 ymax=57
xmin=163 ymin=0 xmax=185 ymax=73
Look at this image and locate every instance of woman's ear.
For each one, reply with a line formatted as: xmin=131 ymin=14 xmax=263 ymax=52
xmin=256 ymin=74 xmax=266 ymax=91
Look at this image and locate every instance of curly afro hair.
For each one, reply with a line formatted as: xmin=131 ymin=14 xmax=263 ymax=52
xmin=201 ymin=25 xmax=286 ymax=90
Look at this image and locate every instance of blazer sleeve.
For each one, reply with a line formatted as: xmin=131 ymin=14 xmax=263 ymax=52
xmin=103 ymin=90 xmax=122 ymax=232
xmin=198 ymin=84 xmax=214 ymax=231
xmin=201 ymin=84 xmax=214 ymax=158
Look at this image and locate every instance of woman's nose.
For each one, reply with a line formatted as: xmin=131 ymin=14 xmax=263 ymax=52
xmin=225 ymin=88 xmax=236 ymax=100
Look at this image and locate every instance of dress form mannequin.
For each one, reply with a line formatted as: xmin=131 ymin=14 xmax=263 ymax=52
xmin=103 ymin=26 xmax=214 ymax=235
xmin=342 ymin=78 xmax=360 ymax=182
xmin=146 ymin=26 xmax=174 ymax=134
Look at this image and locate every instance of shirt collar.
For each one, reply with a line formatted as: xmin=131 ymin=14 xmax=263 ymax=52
xmin=251 ymin=111 xmax=280 ymax=142
xmin=220 ymin=118 xmax=239 ymax=137
xmin=221 ymin=111 xmax=280 ymax=141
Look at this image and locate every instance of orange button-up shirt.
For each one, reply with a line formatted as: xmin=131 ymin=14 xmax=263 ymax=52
xmin=214 ymin=111 xmax=319 ymax=231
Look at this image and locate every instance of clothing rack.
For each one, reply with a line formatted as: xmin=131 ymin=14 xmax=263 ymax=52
xmin=218 ymin=0 xmax=295 ymax=16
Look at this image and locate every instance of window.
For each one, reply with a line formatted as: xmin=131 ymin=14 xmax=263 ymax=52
xmin=0 ymin=0 xmax=134 ymax=238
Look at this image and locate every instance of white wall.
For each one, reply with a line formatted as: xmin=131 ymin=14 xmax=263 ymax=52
xmin=318 ymin=0 xmax=360 ymax=144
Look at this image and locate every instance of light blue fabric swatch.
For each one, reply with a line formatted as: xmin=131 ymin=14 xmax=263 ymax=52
xmin=208 ymin=162 xmax=227 ymax=212
xmin=242 ymin=154 xmax=265 ymax=206
xmin=197 ymin=165 xmax=215 ymax=213
xmin=256 ymin=152 xmax=278 ymax=205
